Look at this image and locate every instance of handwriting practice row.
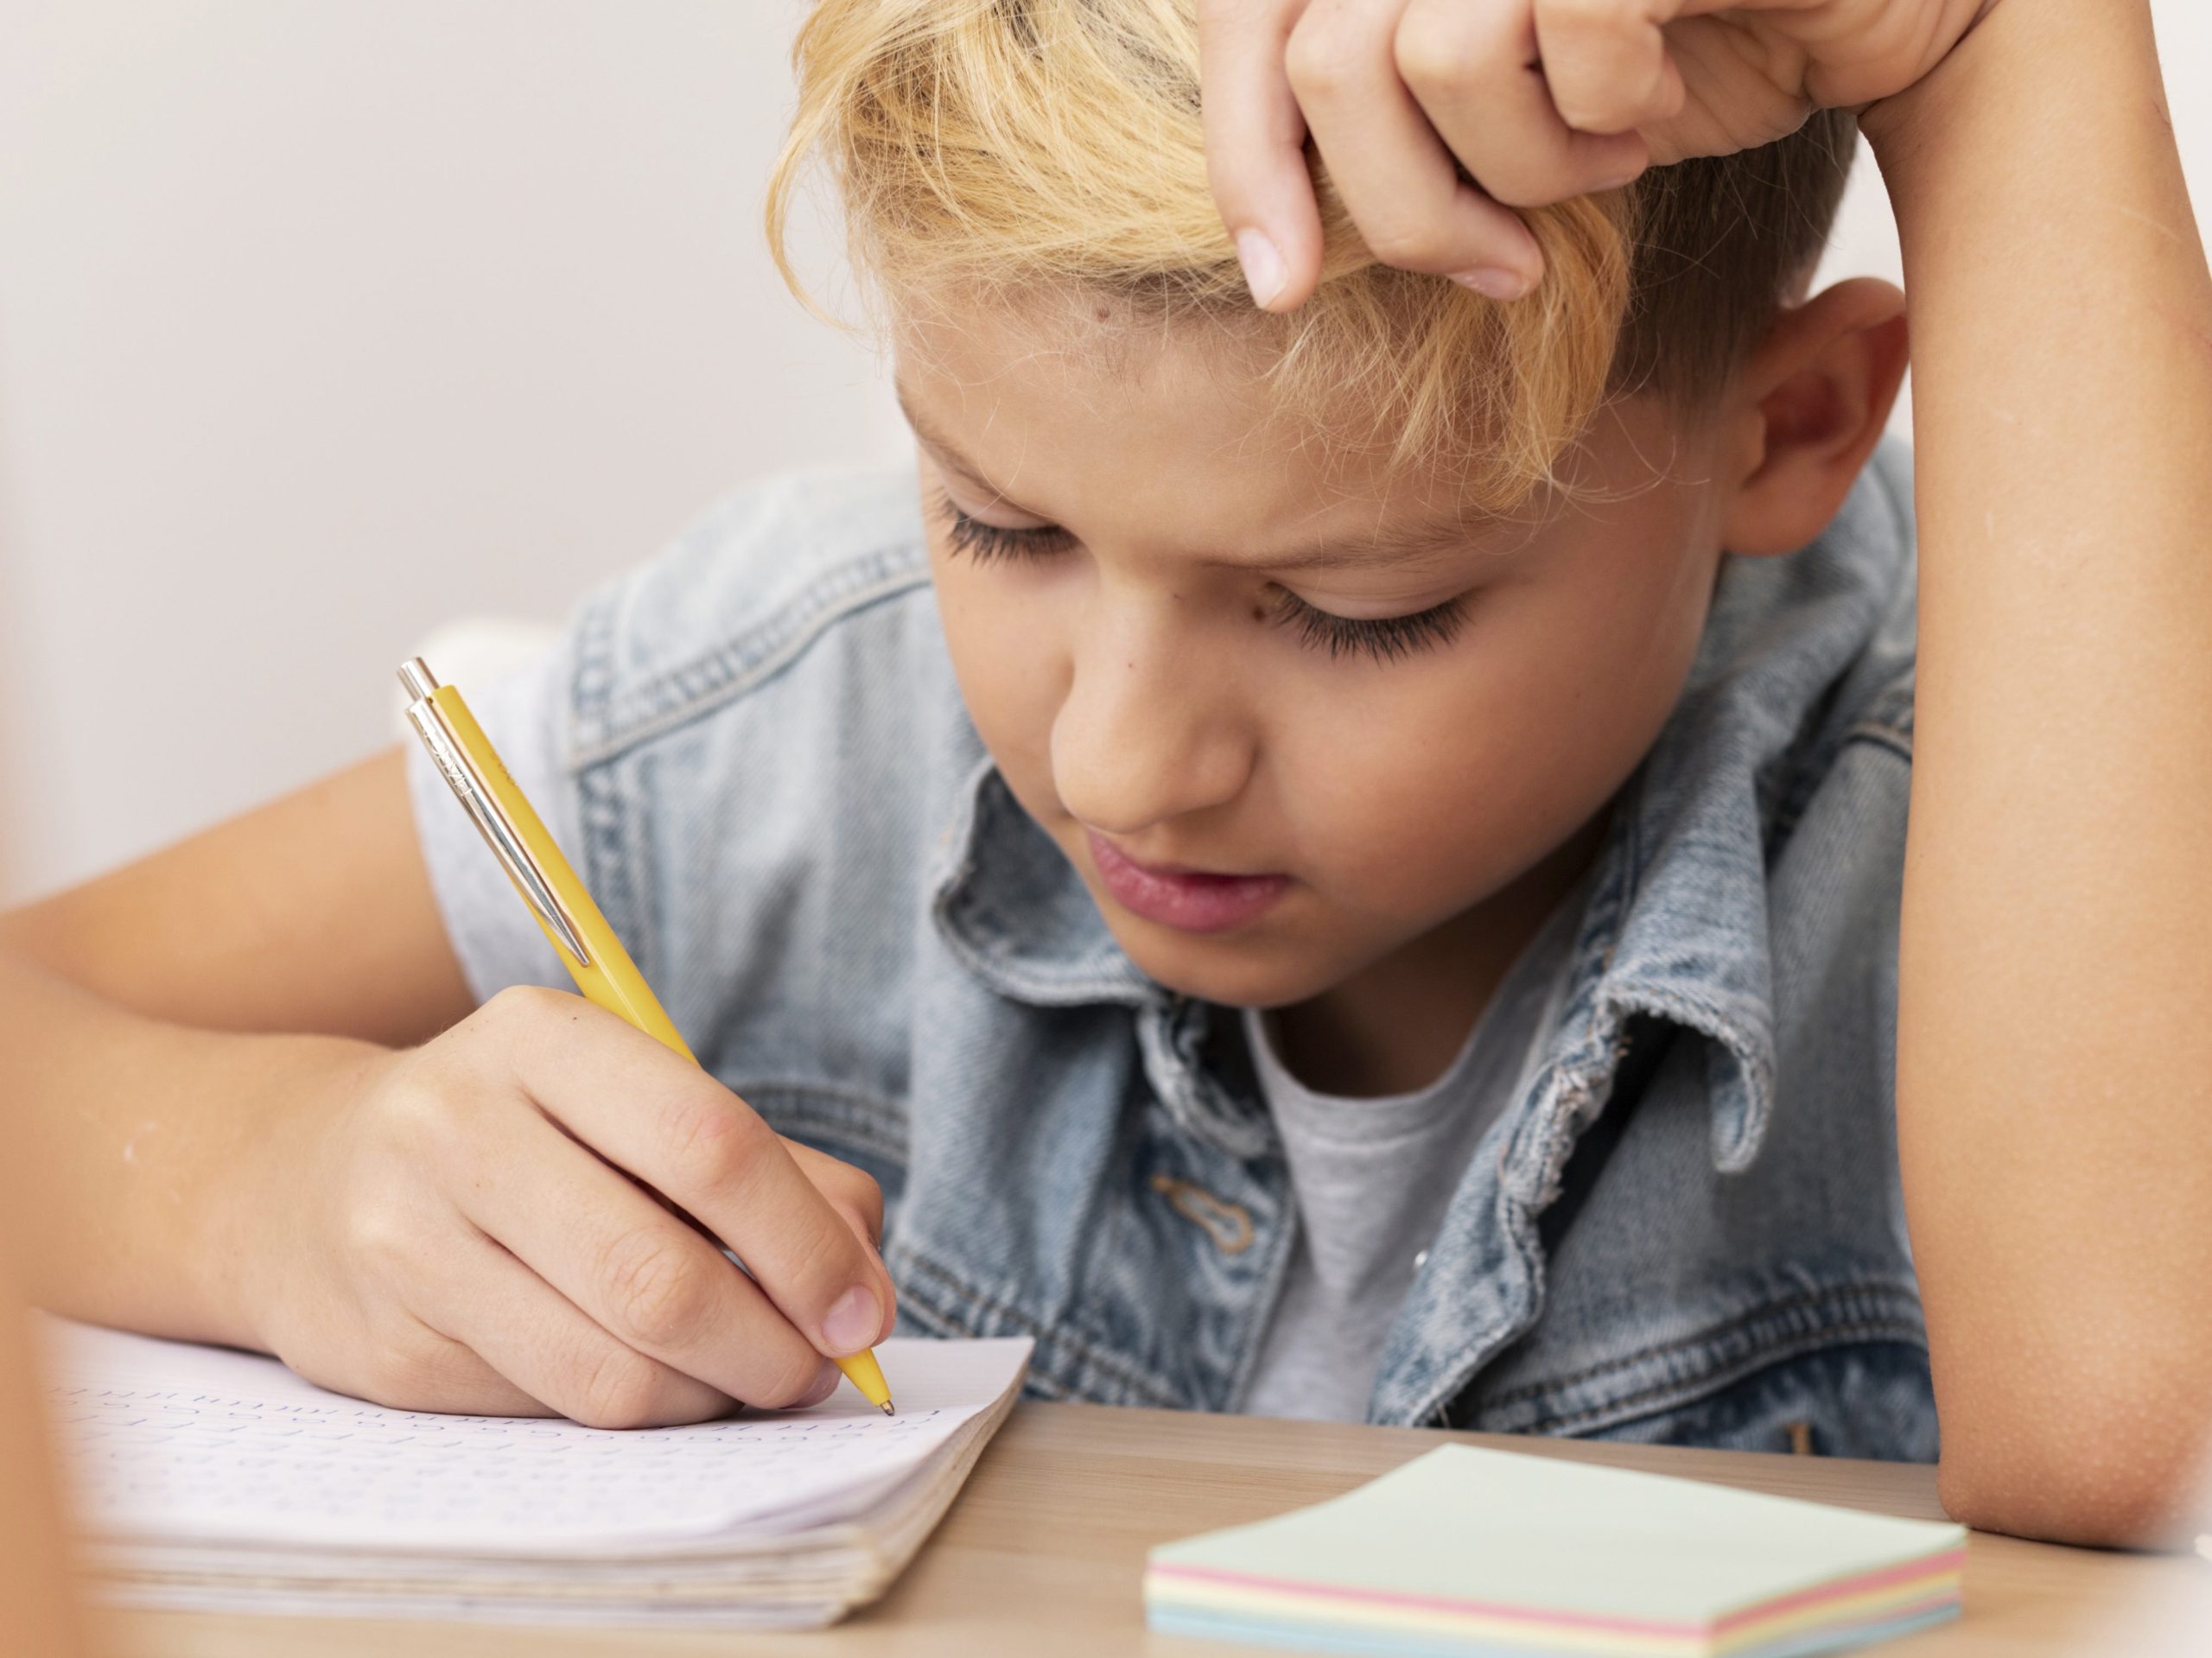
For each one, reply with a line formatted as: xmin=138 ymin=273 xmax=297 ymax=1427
xmin=45 ymin=1324 xmax=1032 ymax=1551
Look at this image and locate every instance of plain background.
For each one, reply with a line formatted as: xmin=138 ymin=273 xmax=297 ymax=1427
xmin=2 ymin=1 xmax=2206 ymax=902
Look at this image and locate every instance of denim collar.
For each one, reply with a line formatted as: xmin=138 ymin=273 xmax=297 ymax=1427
xmin=930 ymin=446 xmax=1916 ymax=1181
xmin=929 ymin=759 xmax=1154 ymax=1010
xmin=928 ymin=762 xmax=1286 ymax=1159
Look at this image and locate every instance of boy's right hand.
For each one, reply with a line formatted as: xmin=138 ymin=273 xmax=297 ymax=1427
xmin=238 ymin=986 xmax=896 ymax=1427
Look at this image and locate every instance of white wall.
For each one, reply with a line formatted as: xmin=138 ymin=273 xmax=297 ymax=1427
xmin=3 ymin=3 xmax=2206 ymax=900
xmin=0 ymin=2 xmax=910 ymax=899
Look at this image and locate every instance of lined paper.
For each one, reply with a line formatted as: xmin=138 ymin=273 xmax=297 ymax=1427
xmin=45 ymin=1319 xmax=1032 ymax=1556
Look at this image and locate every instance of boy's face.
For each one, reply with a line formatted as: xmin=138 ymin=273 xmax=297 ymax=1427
xmin=901 ymin=302 xmax=1737 ymax=1012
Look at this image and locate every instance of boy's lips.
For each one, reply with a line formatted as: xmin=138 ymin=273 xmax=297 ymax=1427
xmin=1084 ymin=831 xmax=1290 ymax=934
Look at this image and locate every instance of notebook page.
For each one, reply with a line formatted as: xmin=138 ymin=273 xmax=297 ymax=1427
xmin=43 ymin=1319 xmax=1030 ymax=1556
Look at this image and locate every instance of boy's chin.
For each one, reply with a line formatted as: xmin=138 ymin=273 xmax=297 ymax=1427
xmin=1107 ymin=919 xmax=1358 ymax=1013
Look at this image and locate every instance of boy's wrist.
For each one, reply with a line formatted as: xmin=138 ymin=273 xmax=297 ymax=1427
xmin=1859 ymin=0 xmax=2133 ymax=170
xmin=187 ymin=1034 xmax=399 ymax=1354
xmin=1853 ymin=0 xmax=2005 ymax=162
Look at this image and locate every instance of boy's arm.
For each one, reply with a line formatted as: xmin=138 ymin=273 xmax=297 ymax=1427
xmin=1864 ymin=0 xmax=2212 ymax=1546
xmin=0 ymin=750 xmax=475 ymax=1337
xmin=1198 ymin=0 xmax=2210 ymax=1545
xmin=1 ymin=749 xmax=474 ymax=1046
xmin=0 ymin=752 xmax=897 ymax=1420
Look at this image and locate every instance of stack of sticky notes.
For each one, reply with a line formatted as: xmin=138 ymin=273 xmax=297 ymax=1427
xmin=1145 ymin=1444 xmax=1967 ymax=1656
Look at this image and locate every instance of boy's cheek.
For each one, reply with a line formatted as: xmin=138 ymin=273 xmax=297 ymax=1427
xmin=1274 ymin=681 xmax=1639 ymax=918
xmin=933 ymin=569 xmax=1068 ymax=779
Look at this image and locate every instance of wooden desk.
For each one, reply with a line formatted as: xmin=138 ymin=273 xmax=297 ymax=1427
xmin=105 ymin=1401 xmax=2210 ymax=1657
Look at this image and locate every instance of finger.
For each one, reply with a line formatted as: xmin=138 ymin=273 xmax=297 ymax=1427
xmin=1198 ymin=0 xmax=1325 ymax=311
xmin=454 ymin=1104 xmax=844 ymax=1409
xmin=474 ymin=990 xmax=896 ymax=1363
xmin=1285 ymin=0 xmax=1543 ymax=297
xmin=417 ymin=1228 xmax=795 ymax=1429
xmin=1395 ymin=0 xmax=1649 ymax=208
xmin=780 ymin=1137 xmax=887 ymax=1250
xmin=1533 ymin=0 xmax=1688 ymax=137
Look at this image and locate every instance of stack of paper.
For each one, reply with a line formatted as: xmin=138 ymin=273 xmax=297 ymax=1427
xmin=43 ymin=1319 xmax=1031 ymax=1629
xmin=1147 ymin=1444 xmax=1966 ymax=1657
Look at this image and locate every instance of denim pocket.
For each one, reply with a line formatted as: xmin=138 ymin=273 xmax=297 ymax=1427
xmin=1460 ymin=1280 xmax=1936 ymax=1461
xmin=1575 ymin=1340 xmax=1938 ymax=1461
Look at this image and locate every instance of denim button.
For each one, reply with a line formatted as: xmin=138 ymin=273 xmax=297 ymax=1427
xmin=1149 ymin=1172 xmax=1254 ymax=1255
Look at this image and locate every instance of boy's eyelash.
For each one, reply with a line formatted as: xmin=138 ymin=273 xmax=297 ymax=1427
xmin=1269 ymin=589 xmax=1467 ymax=664
xmin=934 ymin=491 xmax=1465 ymax=664
xmin=936 ymin=496 xmax=1074 ymax=563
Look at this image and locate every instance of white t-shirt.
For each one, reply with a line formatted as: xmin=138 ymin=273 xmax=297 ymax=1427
xmin=1239 ymin=886 xmax=1587 ymax=1421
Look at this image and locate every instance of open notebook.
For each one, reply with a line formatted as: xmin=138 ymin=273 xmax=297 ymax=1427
xmin=42 ymin=1318 xmax=1031 ymax=1629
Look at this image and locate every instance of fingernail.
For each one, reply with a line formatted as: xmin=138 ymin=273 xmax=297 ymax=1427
xmin=821 ymin=1285 xmax=881 ymax=1355
xmin=1452 ymin=266 xmax=1532 ymax=302
xmin=797 ymin=1358 xmax=841 ymax=1408
xmin=1235 ymin=228 xmax=1286 ymax=308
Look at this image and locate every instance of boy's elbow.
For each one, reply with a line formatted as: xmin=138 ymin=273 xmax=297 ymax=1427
xmin=1937 ymin=1412 xmax=2211 ymax=1550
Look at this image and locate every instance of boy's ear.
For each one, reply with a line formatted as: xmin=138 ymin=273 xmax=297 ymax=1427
xmin=1721 ymin=276 xmax=1910 ymax=558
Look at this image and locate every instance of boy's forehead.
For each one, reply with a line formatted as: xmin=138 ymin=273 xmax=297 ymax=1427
xmin=893 ymin=303 xmax=1545 ymax=563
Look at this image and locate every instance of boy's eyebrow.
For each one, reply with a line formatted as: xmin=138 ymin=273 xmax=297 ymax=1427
xmin=896 ymin=384 xmax=1506 ymax=571
xmin=1257 ymin=514 xmax=1509 ymax=571
xmin=898 ymin=391 xmax=999 ymax=494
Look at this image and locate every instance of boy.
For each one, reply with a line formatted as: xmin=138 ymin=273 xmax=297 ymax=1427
xmin=5 ymin=0 xmax=2207 ymax=1549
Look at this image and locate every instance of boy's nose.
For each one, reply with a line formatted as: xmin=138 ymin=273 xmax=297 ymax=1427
xmin=1049 ymin=606 xmax=1254 ymax=839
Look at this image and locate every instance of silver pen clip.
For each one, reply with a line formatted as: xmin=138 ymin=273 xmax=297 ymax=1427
xmin=397 ymin=657 xmax=593 ymax=968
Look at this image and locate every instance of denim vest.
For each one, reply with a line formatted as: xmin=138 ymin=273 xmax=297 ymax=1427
xmin=412 ymin=440 xmax=1936 ymax=1459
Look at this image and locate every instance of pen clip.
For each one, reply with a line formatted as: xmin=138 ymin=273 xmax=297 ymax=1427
xmin=397 ymin=657 xmax=594 ymax=969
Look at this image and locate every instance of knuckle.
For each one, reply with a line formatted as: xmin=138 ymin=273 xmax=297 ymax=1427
xmin=663 ymin=1093 xmax=766 ymax=1188
xmin=342 ymin=1199 xmax=423 ymax=1274
xmin=1478 ymin=155 xmax=1564 ymax=208
xmin=479 ymin=982 xmax=564 ymax=1032
xmin=570 ymin=1344 xmax=668 ymax=1430
xmin=1360 ymin=217 xmax=1452 ymax=270
xmin=1556 ymin=90 xmax=1629 ymax=135
xmin=359 ymin=1062 xmax=488 ymax=1175
xmin=379 ymin=1074 xmax=464 ymax=1153
xmin=598 ymin=1225 xmax=711 ymax=1350
xmin=1282 ymin=23 xmax=1355 ymax=101
xmin=827 ymin=1166 xmax=886 ymax=1237
xmin=385 ymin=1035 xmax=451 ymax=1098
xmin=448 ymin=984 xmax=571 ymax=1089
xmin=1392 ymin=12 xmax=1483 ymax=95
xmin=360 ymin=1078 xmax=429 ymax=1151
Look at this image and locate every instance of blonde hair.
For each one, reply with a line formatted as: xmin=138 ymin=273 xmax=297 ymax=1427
xmin=768 ymin=0 xmax=1853 ymax=510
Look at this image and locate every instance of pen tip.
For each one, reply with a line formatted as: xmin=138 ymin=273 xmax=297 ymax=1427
xmin=880 ymin=1399 xmax=897 ymax=1417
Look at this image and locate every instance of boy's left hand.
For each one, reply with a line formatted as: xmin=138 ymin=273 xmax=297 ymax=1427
xmin=1199 ymin=0 xmax=1998 ymax=309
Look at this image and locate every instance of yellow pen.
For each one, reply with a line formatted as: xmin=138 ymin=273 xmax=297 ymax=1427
xmin=397 ymin=657 xmax=895 ymax=1415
